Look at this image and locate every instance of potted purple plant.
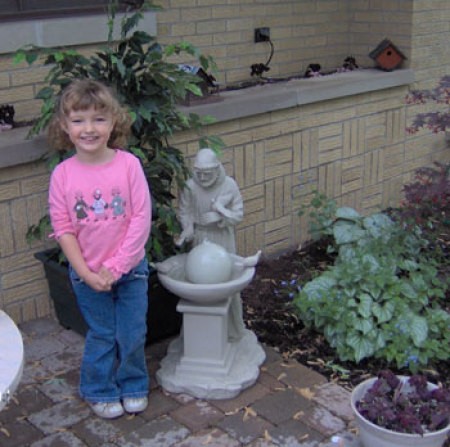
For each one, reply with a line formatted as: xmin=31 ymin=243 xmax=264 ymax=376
xmin=350 ymin=370 xmax=450 ymax=447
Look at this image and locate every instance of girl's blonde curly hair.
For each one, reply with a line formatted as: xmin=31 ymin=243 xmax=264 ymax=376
xmin=47 ymin=79 xmax=132 ymax=151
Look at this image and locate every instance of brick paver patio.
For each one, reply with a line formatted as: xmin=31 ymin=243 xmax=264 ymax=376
xmin=0 ymin=318 xmax=362 ymax=447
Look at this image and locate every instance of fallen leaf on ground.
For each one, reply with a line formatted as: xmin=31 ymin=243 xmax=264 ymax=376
xmin=202 ymin=434 xmax=213 ymax=444
xmin=0 ymin=428 xmax=10 ymax=437
xmin=243 ymin=406 xmax=257 ymax=421
xmin=296 ymin=387 xmax=315 ymax=399
xmin=281 ymin=362 xmax=295 ymax=368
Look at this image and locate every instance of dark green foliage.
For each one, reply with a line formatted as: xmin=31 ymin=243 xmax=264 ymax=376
xmin=17 ymin=1 xmax=222 ymax=261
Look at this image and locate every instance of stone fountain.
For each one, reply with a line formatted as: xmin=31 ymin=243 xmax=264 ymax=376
xmin=155 ymin=241 xmax=266 ymax=399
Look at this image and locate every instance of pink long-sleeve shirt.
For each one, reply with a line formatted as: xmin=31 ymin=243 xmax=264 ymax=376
xmin=49 ymin=149 xmax=151 ymax=280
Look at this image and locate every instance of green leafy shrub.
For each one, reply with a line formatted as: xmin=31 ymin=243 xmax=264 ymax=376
xmin=17 ymin=1 xmax=221 ymax=261
xmin=293 ymin=205 xmax=450 ymax=372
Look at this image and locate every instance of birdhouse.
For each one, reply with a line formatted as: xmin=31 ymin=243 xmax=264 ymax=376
xmin=369 ymin=39 xmax=407 ymax=71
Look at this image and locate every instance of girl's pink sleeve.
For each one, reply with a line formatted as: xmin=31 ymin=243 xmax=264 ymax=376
xmin=48 ymin=165 xmax=75 ymax=239
xmin=102 ymin=157 xmax=152 ymax=279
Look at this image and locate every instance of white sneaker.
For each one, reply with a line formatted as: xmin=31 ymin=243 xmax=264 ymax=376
xmin=123 ymin=396 xmax=148 ymax=413
xmin=89 ymin=401 xmax=124 ymax=419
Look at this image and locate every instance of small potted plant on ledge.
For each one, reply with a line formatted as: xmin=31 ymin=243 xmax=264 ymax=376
xmin=351 ymin=369 xmax=450 ymax=447
xmin=17 ymin=1 xmax=220 ymax=343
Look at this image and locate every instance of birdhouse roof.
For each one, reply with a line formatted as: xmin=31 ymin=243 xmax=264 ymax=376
xmin=369 ymin=39 xmax=407 ymax=61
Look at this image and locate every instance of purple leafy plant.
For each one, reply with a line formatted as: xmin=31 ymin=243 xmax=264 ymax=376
xmin=406 ymin=75 xmax=450 ymax=135
xmin=401 ymin=162 xmax=450 ymax=223
xmin=393 ymin=162 xmax=450 ymax=263
xmin=356 ymin=369 xmax=450 ymax=435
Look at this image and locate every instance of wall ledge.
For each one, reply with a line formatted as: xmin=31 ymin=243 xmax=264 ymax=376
xmin=180 ymin=68 xmax=415 ymax=123
xmin=0 ymin=68 xmax=414 ymax=170
xmin=0 ymin=127 xmax=47 ymax=169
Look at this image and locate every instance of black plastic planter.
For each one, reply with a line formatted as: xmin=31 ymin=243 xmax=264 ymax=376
xmin=34 ymin=248 xmax=182 ymax=344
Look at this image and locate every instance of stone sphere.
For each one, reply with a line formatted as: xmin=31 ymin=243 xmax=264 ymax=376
xmin=185 ymin=240 xmax=233 ymax=284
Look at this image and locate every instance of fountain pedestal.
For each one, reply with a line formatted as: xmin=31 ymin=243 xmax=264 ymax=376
xmin=155 ymin=250 xmax=266 ymax=399
xmin=176 ymin=297 xmax=235 ymax=377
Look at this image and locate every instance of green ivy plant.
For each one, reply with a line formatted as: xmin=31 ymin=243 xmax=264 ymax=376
xmin=293 ymin=205 xmax=450 ymax=372
xmin=16 ymin=0 xmax=222 ymax=261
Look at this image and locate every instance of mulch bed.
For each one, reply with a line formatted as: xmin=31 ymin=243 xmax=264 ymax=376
xmin=241 ymin=239 xmax=450 ymax=392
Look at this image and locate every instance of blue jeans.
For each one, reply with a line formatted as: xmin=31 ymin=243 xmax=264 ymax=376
xmin=69 ymin=258 xmax=149 ymax=403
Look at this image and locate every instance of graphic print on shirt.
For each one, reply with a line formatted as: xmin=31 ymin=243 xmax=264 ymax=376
xmin=110 ymin=187 xmax=126 ymax=219
xmin=91 ymin=189 xmax=108 ymax=221
xmin=74 ymin=191 xmax=90 ymax=221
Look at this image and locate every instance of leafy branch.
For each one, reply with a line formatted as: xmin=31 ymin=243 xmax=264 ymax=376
xmin=406 ymin=75 xmax=450 ymax=135
xmin=16 ymin=0 xmax=223 ymax=260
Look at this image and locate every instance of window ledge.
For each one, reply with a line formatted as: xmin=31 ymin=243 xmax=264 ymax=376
xmin=180 ymin=68 xmax=415 ymax=123
xmin=0 ymin=11 xmax=156 ymax=54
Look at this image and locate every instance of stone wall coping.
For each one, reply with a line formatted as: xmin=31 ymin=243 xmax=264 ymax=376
xmin=0 ymin=68 xmax=414 ymax=170
xmin=0 ymin=127 xmax=48 ymax=169
xmin=180 ymin=68 xmax=415 ymax=122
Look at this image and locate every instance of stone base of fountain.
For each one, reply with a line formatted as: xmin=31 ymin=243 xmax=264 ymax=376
xmin=156 ymin=330 xmax=265 ymax=400
xmin=156 ymin=297 xmax=265 ymax=399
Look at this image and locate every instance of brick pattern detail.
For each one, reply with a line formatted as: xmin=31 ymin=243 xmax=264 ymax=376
xmin=0 ymin=163 xmax=52 ymax=322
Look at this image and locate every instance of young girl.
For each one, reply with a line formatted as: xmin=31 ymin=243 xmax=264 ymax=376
xmin=48 ymin=79 xmax=151 ymax=419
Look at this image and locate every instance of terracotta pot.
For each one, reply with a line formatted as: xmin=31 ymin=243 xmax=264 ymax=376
xmin=351 ymin=376 xmax=450 ymax=447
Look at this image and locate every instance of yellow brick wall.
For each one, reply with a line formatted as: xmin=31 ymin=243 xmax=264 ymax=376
xmin=1 ymin=1 xmax=447 ymax=124
xmin=155 ymin=0 xmax=414 ymax=85
xmin=0 ymin=0 xmax=416 ymax=121
xmin=0 ymin=162 xmax=53 ymax=322
xmin=170 ymin=86 xmax=448 ymax=258
xmin=0 ymin=0 xmax=449 ymax=324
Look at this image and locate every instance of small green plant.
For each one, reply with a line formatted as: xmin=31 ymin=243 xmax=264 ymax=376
xmin=17 ymin=1 xmax=222 ymax=261
xmin=293 ymin=205 xmax=450 ymax=372
xmin=298 ymin=190 xmax=337 ymax=243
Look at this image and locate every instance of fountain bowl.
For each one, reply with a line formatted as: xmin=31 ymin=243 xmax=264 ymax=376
xmin=157 ymin=254 xmax=255 ymax=304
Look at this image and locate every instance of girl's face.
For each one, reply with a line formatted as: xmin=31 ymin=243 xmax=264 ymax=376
xmin=62 ymin=106 xmax=115 ymax=163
